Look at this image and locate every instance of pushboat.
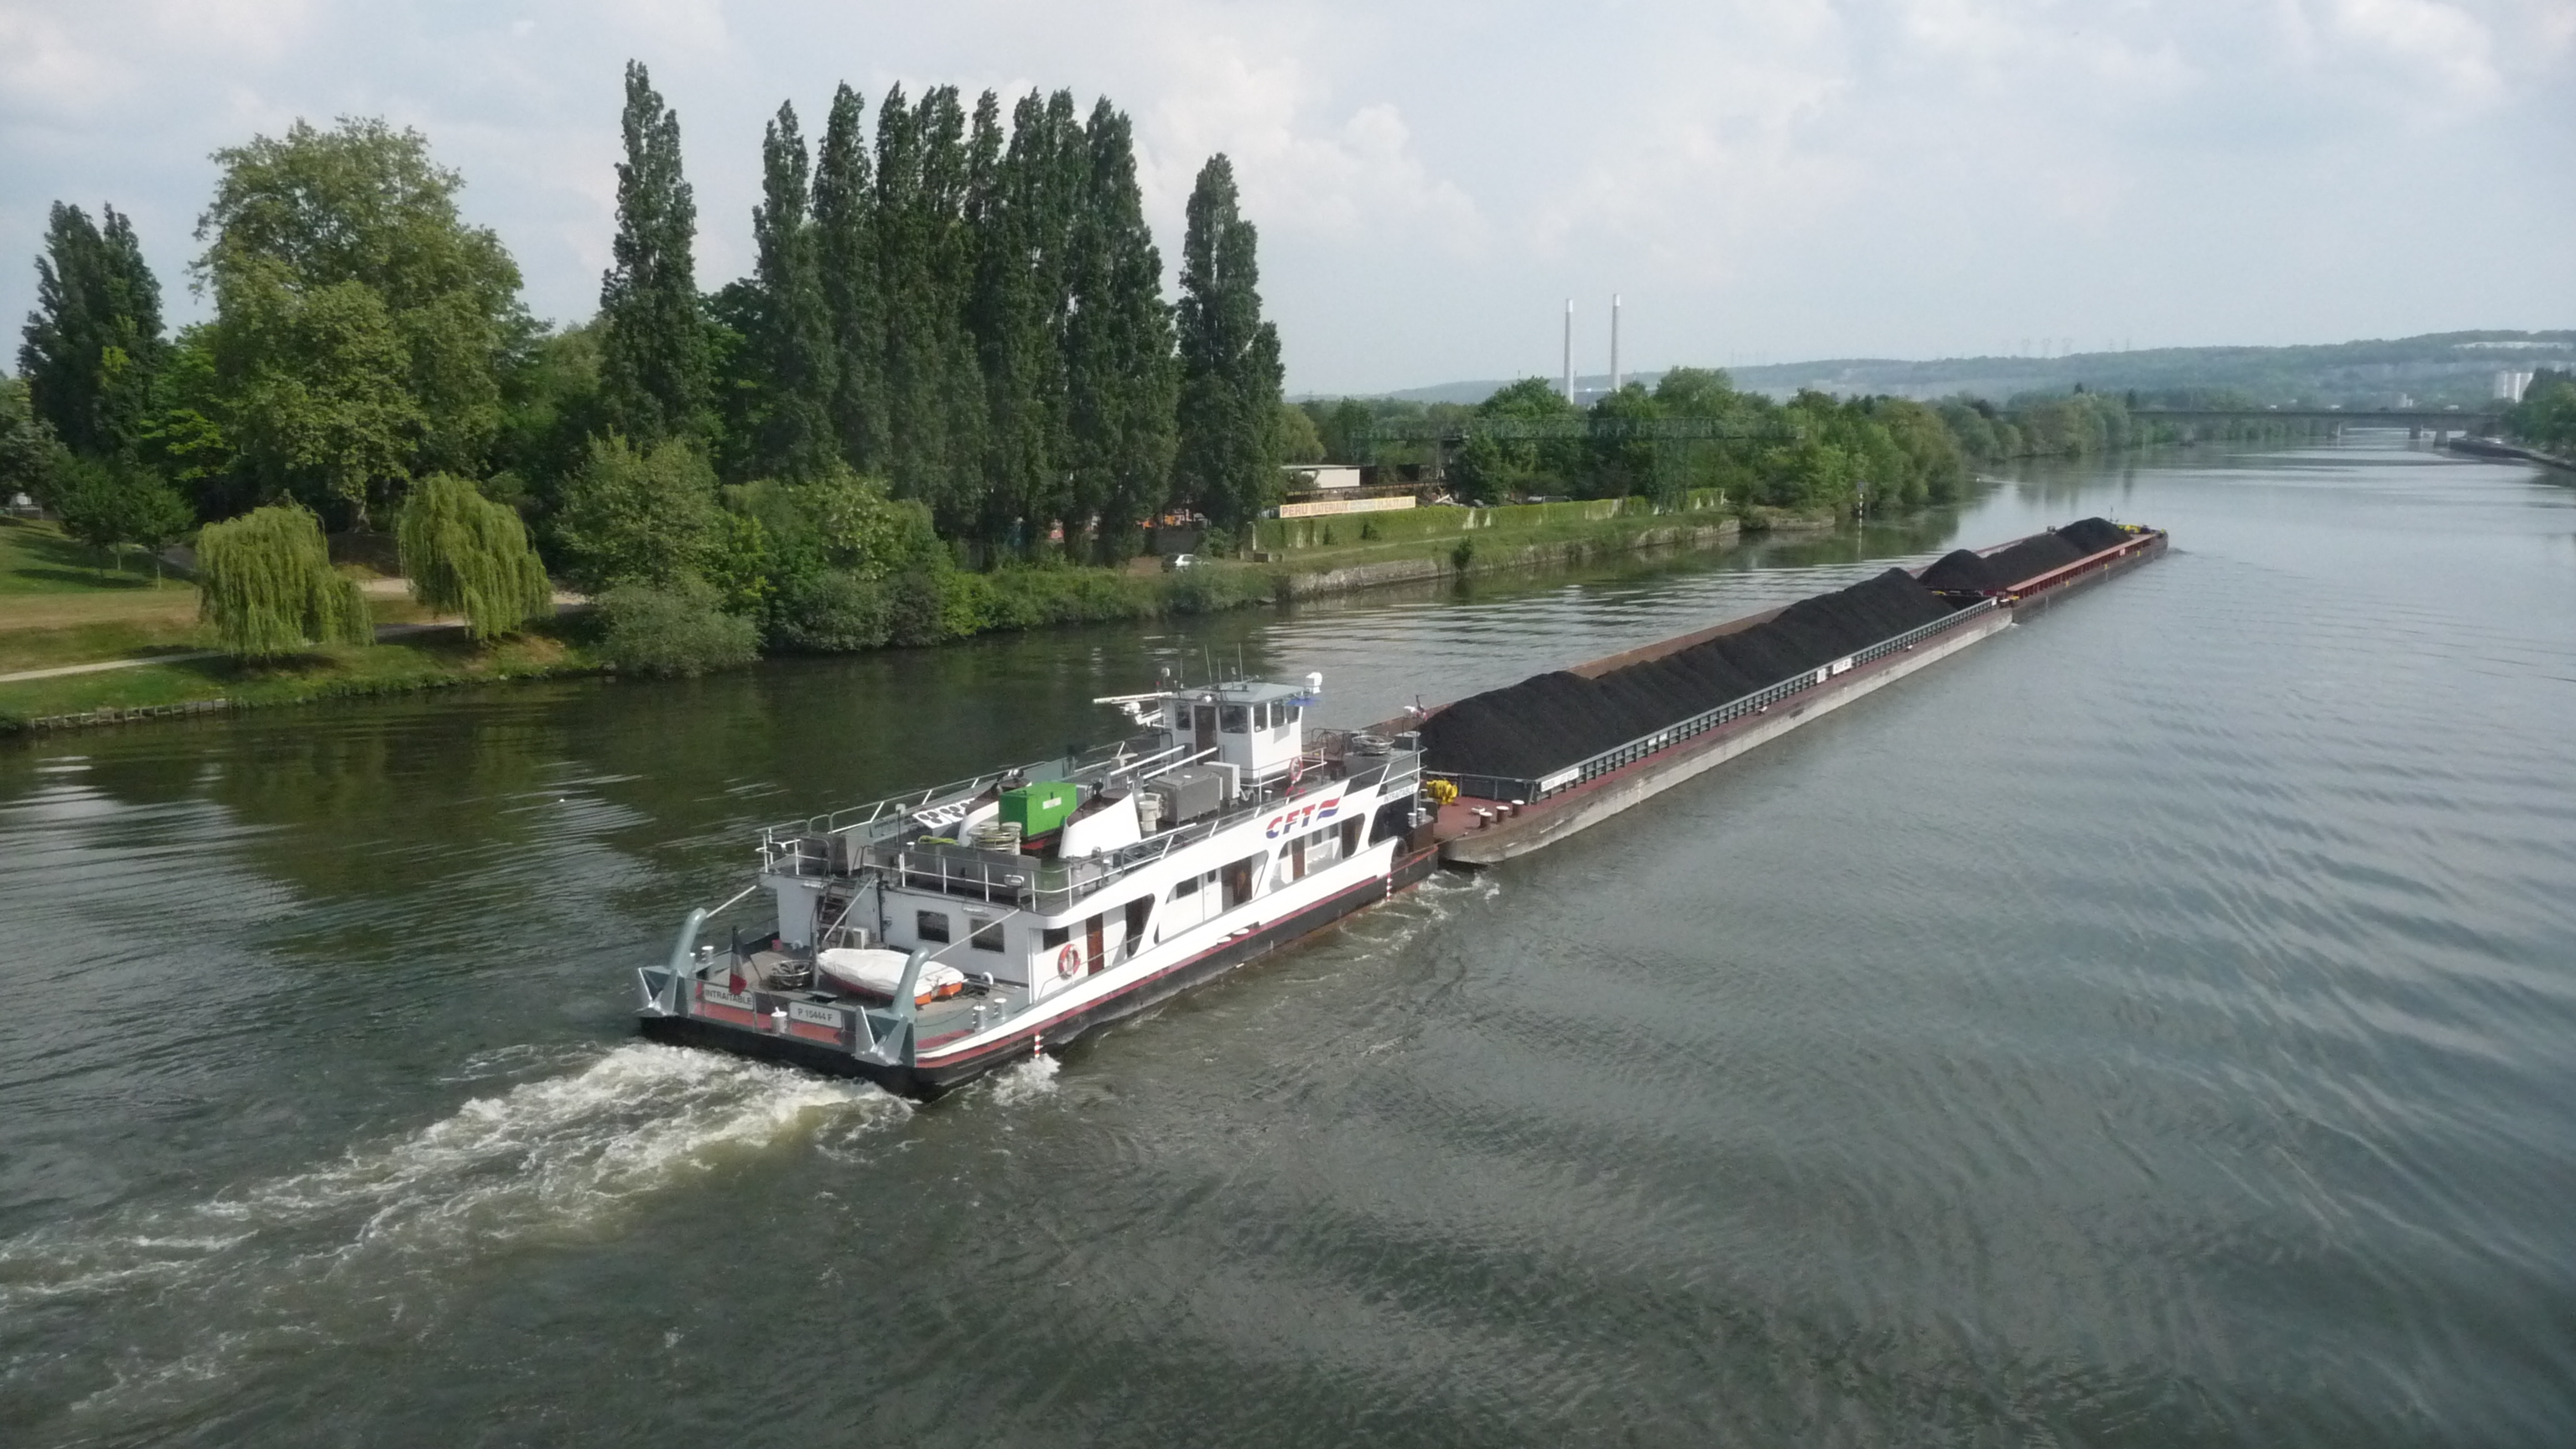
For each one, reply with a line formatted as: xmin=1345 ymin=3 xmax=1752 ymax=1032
xmin=636 ymin=672 xmax=1440 ymax=1098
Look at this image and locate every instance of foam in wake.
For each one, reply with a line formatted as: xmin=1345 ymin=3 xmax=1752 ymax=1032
xmin=0 ymin=1042 xmax=906 ymax=1311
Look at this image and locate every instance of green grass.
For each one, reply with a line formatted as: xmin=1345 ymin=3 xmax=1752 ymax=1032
xmin=0 ymin=622 xmax=592 ymax=727
xmin=0 ymin=516 xmax=189 ymax=595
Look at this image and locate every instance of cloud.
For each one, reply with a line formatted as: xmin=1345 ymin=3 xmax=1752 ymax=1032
xmin=0 ymin=0 xmax=2569 ymax=392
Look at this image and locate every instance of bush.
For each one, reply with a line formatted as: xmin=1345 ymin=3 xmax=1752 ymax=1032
xmin=594 ymin=580 xmax=760 ymax=677
xmin=772 ymin=568 xmax=891 ymax=653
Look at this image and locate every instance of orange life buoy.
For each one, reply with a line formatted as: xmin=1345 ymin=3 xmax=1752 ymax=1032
xmin=1057 ymin=944 xmax=1082 ymax=979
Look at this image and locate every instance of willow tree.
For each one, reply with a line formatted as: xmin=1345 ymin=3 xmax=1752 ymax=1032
xmin=196 ymin=503 xmax=372 ymax=657
xmin=397 ymin=473 xmax=553 ymax=641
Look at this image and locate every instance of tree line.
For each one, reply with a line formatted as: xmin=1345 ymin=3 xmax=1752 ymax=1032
xmin=0 ymin=62 xmax=1288 ymax=662
xmin=1281 ymin=375 xmax=2341 ymax=515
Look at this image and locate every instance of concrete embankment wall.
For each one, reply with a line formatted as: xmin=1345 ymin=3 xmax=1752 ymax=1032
xmin=1275 ymin=517 xmax=1792 ymax=601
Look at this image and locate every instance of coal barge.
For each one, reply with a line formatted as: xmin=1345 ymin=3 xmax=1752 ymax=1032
xmin=1400 ymin=517 xmax=2167 ymax=864
xmin=633 ymin=517 xmax=2161 ymax=1093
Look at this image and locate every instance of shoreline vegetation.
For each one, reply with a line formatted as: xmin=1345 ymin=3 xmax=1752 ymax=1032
xmin=6 ymin=55 xmax=2537 ymax=736
xmin=1 ymin=498 xmax=1798 ymax=732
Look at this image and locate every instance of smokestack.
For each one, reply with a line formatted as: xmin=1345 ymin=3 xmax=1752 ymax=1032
xmin=1611 ymin=293 xmax=1622 ymax=392
xmin=1563 ymin=299 xmax=1575 ymax=402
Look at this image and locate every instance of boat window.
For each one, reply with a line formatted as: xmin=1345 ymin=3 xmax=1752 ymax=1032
xmin=1223 ymin=856 xmax=1257 ymax=908
xmin=1124 ymin=896 xmax=1151 ymax=959
xmin=1171 ymin=875 xmax=1198 ymax=898
xmin=1341 ymin=818 xmax=1363 ymax=856
xmin=1042 ymin=924 xmax=1071 ymax=947
xmin=1221 ymin=705 xmax=1249 ymax=734
xmin=969 ymin=916 xmax=1005 ymax=953
xmin=917 ymin=910 xmax=951 ymax=943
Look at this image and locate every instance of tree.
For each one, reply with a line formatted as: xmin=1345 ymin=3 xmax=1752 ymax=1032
xmin=0 ymin=374 xmax=62 ymax=506
xmin=1172 ymin=154 xmax=1281 ymax=532
xmin=1064 ymin=101 xmax=1176 ymax=558
xmin=1454 ymin=377 xmax=1578 ymax=499
xmin=597 ymin=62 xmax=710 ymax=447
xmin=549 ymin=432 xmax=721 ymax=593
xmin=813 ymin=84 xmax=886 ymax=472
xmin=397 ymin=473 xmax=553 ymax=640
xmin=197 ymin=118 xmax=527 ymax=494
xmin=967 ymin=90 xmax=1066 ymax=554
xmin=749 ymin=101 xmax=839 ymax=480
xmin=212 ymin=267 xmax=424 ymax=523
xmin=1275 ymin=402 xmax=1325 ymax=463
xmin=53 ymin=454 xmax=194 ymax=577
xmin=18 ymin=202 xmax=165 ymax=460
xmin=195 ymin=502 xmax=372 ymax=657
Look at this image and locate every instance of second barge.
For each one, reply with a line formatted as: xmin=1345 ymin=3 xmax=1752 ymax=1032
xmin=1410 ymin=518 xmax=2168 ymax=864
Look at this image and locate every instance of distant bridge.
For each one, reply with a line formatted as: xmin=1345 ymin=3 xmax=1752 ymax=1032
xmin=2130 ymin=408 xmax=2505 ymax=438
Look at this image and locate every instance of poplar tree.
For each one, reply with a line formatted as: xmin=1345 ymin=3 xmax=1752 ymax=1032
xmin=871 ymin=85 xmax=944 ymax=513
xmin=397 ymin=473 xmax=553 ymax=641
xmin=18 ymin=202 xmax=166 ymax=460
xmin=750 ymin=101 xmax=837 ymax=480
xmin=968 ymin=91 xmax=1049 ymax=553
xmin=813 ymin=84 xmax=885 ymax=471
xmin=919 ymin=86 xmax=989 ymax=537
xmin=1066 ymin=101 xmax=1176 ymax=559
xmin=1173 ymin=154 xmax=1281 ymax=532
xmin=196 ymin=502 xmax=373 ymax=657
xmin=598 ymin=62 xmax=709 ymax=447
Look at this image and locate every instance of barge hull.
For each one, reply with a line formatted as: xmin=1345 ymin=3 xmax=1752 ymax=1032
xmin=1439 ymin=605 xmax=2016 ymax=865
xmin=642 ymin=844 xmax=1442 ymax=1097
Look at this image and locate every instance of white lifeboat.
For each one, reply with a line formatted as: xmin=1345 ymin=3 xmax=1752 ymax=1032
xmin=815 ymin=947 xmax=966 ymax=1005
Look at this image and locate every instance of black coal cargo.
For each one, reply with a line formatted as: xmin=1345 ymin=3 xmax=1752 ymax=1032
xmin=2055 ymin=517 xmax=2130 ymax=554
xmin=1421 ymin=568 xmax=1961 ymax=782
xmin=1923 ymin=521 xmax=2131 ymax=595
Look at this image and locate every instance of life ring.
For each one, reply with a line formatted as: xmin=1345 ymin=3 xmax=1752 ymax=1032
xmin=1057 ymin=944 xmax=1082 ymax=979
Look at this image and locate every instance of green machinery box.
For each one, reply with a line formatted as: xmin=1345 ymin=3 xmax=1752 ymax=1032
xmin=1000 ymin=782 xmax=1079 ymax=836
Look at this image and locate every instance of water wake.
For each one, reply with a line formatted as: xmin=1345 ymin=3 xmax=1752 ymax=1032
xmin=1 ymin=1042 xmax=903 ymax=1312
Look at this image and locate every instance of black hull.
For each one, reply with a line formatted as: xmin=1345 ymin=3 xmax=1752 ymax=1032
xmin=641 ymin=845 xmax=1443 ymax=1098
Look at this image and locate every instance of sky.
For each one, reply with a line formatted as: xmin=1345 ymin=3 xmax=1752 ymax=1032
xmin=2 ymin=0 xmax=2570 ymax=397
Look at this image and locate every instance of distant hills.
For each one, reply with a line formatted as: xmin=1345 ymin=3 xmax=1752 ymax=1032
xmin=1368 ymin=330 xmax=2576 ymax=410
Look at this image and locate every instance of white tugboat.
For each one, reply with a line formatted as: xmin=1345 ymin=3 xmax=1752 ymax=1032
xmin=636 ymin=673 xmax=1440 ymax=1096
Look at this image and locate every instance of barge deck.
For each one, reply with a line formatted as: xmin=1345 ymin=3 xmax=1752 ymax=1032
xmin=1412 ymin=523 xmax=2168 ymax=865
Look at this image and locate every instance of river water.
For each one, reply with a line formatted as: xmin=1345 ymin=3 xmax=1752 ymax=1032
xmin=3 ymin=437 xmax=2572 ymax=1446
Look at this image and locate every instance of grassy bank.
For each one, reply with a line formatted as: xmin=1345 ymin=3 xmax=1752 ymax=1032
xmin=3 ymin=497 xmax=1771 ymax=735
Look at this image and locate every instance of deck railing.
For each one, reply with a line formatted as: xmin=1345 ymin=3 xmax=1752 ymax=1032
xmin=1432 ymin=599 xmax=2001 ymax=804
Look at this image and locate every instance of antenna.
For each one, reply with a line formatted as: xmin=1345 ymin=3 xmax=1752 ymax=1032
xmin=1563 ymin=299 xmax=1574 ymax=402
xmin=1611 ymin=293 xmax=1622 ymax=392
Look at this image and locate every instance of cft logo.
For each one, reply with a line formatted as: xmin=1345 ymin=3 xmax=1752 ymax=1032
xmin=1264 ymin=794 xmax=1343 ymax=839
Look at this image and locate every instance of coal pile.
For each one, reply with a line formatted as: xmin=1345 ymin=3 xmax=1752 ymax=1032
xmin=1422 ymin=568 xmax=1958 ymax=782
xmin=2055 ymin=517 xmax=2130 ymax=554
xmin=1919 ymin=517 xmax=2130 ymax=594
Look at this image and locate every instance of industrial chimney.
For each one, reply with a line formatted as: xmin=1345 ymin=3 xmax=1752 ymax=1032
xmin=1562 ymin=299 xmax=1575 ymax=402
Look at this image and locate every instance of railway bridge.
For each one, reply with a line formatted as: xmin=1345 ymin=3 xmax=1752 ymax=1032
xmin=2128 ymin=407 xmax=2505 ymax=440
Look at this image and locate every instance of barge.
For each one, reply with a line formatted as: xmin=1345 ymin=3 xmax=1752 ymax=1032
xmin=1408 ymin=518 xmax=2167 ymax=865
xmin=636 ymin=518 xmax=2163 ymax=1093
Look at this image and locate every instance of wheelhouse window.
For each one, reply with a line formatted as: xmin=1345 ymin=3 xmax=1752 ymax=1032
xmin=1221 ymin=705 xmax=1249 ymax=734
xmin=1041 ymin=924 xmax=1071 ymax=948
xmin=969 ymin=916 xmax=1005 ymax=953
xmin=917 ymin=910 xmax=951 ymax=943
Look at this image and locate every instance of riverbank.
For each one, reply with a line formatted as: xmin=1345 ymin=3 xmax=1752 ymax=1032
xmin=3 ymin=499 xmax=1820 ymax=735
xmin=2444 ymin=435 xmax=2575 ymax=472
